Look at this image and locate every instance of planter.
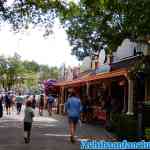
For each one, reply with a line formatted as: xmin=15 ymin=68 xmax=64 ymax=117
xmin=110 ymin=113 xmax=137 ymax=140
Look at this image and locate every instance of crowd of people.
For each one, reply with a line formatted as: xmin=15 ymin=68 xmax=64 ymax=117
xmin=0 ymin=90 xmax=82 ymax=144
xmin=0 ymin=92 xmax=56 ymax=144
xmin=0 ymin=92 xmax=56 ymax=118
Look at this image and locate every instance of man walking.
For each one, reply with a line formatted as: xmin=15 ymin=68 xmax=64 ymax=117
xmin=16 ymin=93 xmax=24 ymax=114
xmin=47 ymin=94 xmax=55 ymax=116
xmin=4 ymin=92 xmax=12 ymax=115
xmin=65 ymin=89 xmax=82 ymax=143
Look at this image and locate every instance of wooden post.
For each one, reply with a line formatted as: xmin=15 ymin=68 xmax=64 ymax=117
xmin=127 ymin=78 xmax=134 ymax=115
xmin=86 ymin=82 xmax=89 ymax=97
xmin=59 ymin=87 xmax=64 ymax=114
xmin=122 ymin=86 xmax=127 ymax=113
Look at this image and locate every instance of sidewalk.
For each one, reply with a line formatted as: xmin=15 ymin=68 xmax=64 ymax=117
xmin=0 ymin=106 xmax=116 ymax=150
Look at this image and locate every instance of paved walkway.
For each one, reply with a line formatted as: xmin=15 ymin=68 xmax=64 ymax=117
xmin=0 ymin=105 xmax=116 ymax=150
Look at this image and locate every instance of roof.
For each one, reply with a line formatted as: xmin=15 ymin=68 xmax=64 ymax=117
xmin=111 ymin=56 xmax=140 ymax=70
xmin=55 ymin=68 xmax=128 ymax=87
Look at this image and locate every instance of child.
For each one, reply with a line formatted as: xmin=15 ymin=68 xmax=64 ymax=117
xmin=24 ymin=100 xmax=34 ymax=144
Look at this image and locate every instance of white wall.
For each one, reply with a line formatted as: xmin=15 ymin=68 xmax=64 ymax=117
xmin=113 ymin=39 xmax=137 ymax=62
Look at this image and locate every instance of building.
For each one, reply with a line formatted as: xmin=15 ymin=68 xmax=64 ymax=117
xmin=53 ymin=39 xmax=150 ymax=139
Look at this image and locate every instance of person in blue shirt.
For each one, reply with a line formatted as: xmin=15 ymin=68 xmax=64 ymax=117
xmin=4 ymin=92 xmax=12 ymax=115
xmin=65 ymin=90 xmax=81 ymax=143
xmin=47 ymin=94 xmax=55 ymax=116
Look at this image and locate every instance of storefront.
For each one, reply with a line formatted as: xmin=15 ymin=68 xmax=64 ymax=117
xmin=55 ymin=68 xmax=129 ymax=123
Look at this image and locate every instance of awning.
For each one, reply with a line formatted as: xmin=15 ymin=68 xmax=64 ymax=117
xmin=55 ymin=68 xmax=128 ymax=87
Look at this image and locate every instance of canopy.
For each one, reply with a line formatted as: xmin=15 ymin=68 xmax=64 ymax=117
xmin=55 ymin=68 xmax=128 ymax=87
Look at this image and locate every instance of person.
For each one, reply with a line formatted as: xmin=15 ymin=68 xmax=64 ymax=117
xmin=31 ymin=95 xmax=36 ymax=109
xmin=4 ymin=92 xmax=12 ymax=115
xmin=86 ymin=100 xmax=93 ymax=123
xmin=65 ymin=90 xmax=82 ymax=143
xmin=39 ymin=94 xmax=44 ymax=116
xmin=16 ymin=93 xmax=24 ymax=114
xmin=24 ymin=100 xmax=35 ymax=144
xmin=47 ymin=94 xmax=55 ymax=116
xmin=0 ymin=94 xmax=3 ymax=118
xmin=80 ymin=99 xmax=88 ymax=123
xmin=11 ymin=94 xmax=16 ymax=112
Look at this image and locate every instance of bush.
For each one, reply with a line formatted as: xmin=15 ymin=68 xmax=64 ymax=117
xmin=143 ymin=103 xmax=150 ymax=140
xmin=110 ymin=113 xmax=137 ymax=140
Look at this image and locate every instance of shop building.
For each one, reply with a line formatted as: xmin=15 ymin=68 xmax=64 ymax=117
xmin=54 ymin=39 xmax=150 ymax=129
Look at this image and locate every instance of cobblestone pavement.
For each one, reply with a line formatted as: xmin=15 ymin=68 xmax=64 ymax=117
xmin=0 ymin=105 xmax=116 ymax=150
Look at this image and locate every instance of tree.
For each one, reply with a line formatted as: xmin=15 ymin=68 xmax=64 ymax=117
xmin=23 ymin=60 xmax=40 ymax=72
xmin=38 ymin=65 xmax=60 ymax=81
xmin=0 ymin=55 xmax=8 ymax=76
xmin=58 ymin=0 xmax=150 ymax=60
xmin=0 ymin=53 xmax=25 ymax=90
xmin=0 ymin=0 xmax=62 ymax=31
xmin=6 ymin=54 xmax=23 ymax=89
xmin=1 ymin=0 xmax=150 ymax=60
xmin=49 ymin=66 xmax=60 ymax=80
xmin=0 ymin=52 xmax=60 ymax=92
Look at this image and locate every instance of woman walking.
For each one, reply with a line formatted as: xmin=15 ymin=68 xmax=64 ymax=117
xmin=39 ymin=94 xmax=44 ymax=116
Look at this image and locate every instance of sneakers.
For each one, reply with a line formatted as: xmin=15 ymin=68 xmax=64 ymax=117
xmin=70 ymin=136 xmax=75 ymax=143
xmin=24 ymin=138 xmax=28 ymax=144
xmin=24 ymin=137 xmax=30 ymax=144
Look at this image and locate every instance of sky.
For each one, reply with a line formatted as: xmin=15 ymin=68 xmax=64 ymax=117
xmin=0 ymin=0 xmax=80 ymax=68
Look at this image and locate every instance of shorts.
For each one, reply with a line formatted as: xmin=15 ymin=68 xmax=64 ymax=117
xmin=39 ymin=103 xmax=44 ymax=108
xmin=17 ymin=103 xmax=22 ymax=108
xmin=82 ymin=106 xmax=88 ymax=113
xmin=24 ymin=122 xmax=32 ymax=131
xmin=6 ymin=102 xmax=11 ymax=109
xmin=68 ymin=116 xmax=79 ymax=124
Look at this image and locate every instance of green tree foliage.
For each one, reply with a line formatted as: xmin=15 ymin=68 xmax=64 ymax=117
xmin=0 ymin=53 xmax=60 ymax=91
xmin=39 ymin=65 xmax=59 ymax=81
xmin=49 ymin=66 xmax=60 ymax=80
xmin=23 ymin=60 xmax=40 ymax=72
xmin=0 ymin=55 xmax=8 ymax=75
xmin=0 ymin=0 xmax=61 ymax=31
xmin=58 ymin=0 xmax=150 ymax=60
xmin=0 ymin=0 xmax=150 ymax=60
xmin=0 ymin=53 xmax=25 ymax=90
